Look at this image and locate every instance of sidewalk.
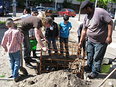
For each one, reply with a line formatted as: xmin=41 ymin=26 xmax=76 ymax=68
xmin=105 ymin=30 xmax=116 ymax=59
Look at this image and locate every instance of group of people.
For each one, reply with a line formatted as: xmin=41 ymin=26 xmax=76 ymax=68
xmin=1 ymin=0 xmax=113 ymax=82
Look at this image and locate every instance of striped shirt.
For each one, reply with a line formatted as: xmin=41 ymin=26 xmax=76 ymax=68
xmin=1 ymin=28 xmax=24 ymax=53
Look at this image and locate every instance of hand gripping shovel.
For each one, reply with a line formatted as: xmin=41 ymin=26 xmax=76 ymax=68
xmin=20 ymin=44 xmax=28 ymax=75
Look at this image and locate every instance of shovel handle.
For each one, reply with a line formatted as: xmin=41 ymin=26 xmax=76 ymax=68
xmin=20 ymin=44 xmax=23 ymax=66
xmin=98 ymin=68 xmax=116 ymax=87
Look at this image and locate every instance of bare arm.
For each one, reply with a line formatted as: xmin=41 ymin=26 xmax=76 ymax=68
xmin=34 ymin=28 xmax=47 ymax=51
xmin=38 ymin=27 xmax=45 ymax=39
xmin=105 ymin=20 xmax=113 ymax=44
xmin=1 ymin=34 xmax=8 ymax=52
xmin=78 ymin=28 xmax=87 ymax=48
xmin=13 ymin=18 xmax=21 ymax=21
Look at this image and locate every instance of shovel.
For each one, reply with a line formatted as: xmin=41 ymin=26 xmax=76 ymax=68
xmin=19 ymin=44 xmax=28 ymax=75
xmin=98 ymin=68 xmax=116 ymax=87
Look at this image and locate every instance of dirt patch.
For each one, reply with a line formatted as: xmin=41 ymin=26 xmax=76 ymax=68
xmin=13 ymin=70 xmax=89 ymax=87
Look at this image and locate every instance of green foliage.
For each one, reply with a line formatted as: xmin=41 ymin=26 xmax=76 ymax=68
xmin=0 ymin=21 xmax=5 ymax=24
xmin=76 ymin=0 xmax=115 ymax=9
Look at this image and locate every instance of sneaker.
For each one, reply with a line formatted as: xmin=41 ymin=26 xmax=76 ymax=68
xmin=8 ymin=76 xmax=13 ymax=78
xmin=88 ymin=72 xmax=98 ymax=79
xmin=84 ymin=65 xmax=92 ymax=72
xmin=25 ymin=63 xmax=34 ymax=69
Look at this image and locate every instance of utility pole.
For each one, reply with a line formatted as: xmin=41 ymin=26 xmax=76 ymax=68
xmin=55 ymin=0 xmax=57 ymax=10
xmin=95 ymin=0 xmax=98 ymax=8
xmin=13 ymin=0 xmax=16 ymax=17
xmin=25 ymin=0 xmax=29 ymax=8
xmin=78 ymin=0 xmax=82 ymax=21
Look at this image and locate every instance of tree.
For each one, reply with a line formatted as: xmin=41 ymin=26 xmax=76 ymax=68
xmin=97 ymin=0 xmax=115 ymax=8
xmin=76 ymin=0 xmax=115 ymax=21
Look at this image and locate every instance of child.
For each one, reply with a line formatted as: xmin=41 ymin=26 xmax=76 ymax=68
xmin=1 ymin=18 xmax=24 ymax=82
xmin=59 ymin=15 xmax=72 ymax=58
xmin=45 ymin=9 xmax=52 ymax=17
xmin=29 ymin=29 xmax=38 ymax=57
xmin=45 ymin=17 xmax=59 ymax=56
xmin=29 ymin=11 xmax=39 ymax=57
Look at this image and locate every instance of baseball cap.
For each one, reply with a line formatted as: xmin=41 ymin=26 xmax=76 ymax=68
xmin=80 ymin=0 xmax=93 ymax=9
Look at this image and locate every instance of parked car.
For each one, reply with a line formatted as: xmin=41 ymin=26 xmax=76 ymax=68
xmin=58 ymin=8 xmax=76 ymax=17
xmin=36 ymin=6 xmax=46 ymax=12
xmin=45 ymin=7 xmax=58 ymax=17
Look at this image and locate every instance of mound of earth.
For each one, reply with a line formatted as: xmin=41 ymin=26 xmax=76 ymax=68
xmin=13 ymin=70 xmax=89 ymax=87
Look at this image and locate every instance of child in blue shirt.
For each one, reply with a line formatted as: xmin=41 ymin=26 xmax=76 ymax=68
xmin=59 ymin=15 xmax=72 ymax=58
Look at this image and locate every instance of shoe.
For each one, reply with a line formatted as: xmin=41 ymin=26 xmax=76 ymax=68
xmin=88 ymin=72 xmax=98 ymax=79
xmin=25 ymin=63 xmax=34 ymax=69
xmin=84 ymin=65 xmax=92 ymax=72
xmin=14 ymin=76 xmax=21 ymax=82
xmin=29 ymin=58 xmax=36 ymax=62
xmin=66 ymin=55 xmax=69 ymax=58
xmin=53 ymin=52 xmax=58 ymax=55
xmin=49 ymin=53 xmax=51 ymax=56
xmin=8 ymin=76 xmax=13 ymax=78
xmin=33 ymin=55 xmax=39 ymax=58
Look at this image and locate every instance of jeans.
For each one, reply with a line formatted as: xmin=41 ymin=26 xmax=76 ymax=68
xmin=47 ymin=37 xmax=58 ymax=54
xmin=9 ymin=51 xmax=20 ymax=78
xmin=87 ymin=40 xmax=107 ymax=74
xmin=59 ymin=37 xmax=69 ymax=56
xmin=22 ymin=30 xmax=31 ymax=63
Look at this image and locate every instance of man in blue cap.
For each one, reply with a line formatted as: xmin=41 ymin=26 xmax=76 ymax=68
xmin=78 ymin=0 xmax=113 ymax=78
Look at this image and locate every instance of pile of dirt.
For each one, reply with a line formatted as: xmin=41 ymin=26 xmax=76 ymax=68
xmin=13 ymin=70 xmax=89 ymax=87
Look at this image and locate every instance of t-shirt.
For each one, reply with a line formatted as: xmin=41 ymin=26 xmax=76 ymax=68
xmin=45 ymin=22 xmax=59 ymax=38
xmin=59 ymin=21 xmax=72 ymax=38
xmin=20 ymin=14 xmax=31 ymax=19
xmin=20 ymin=16 xmax=42 ymax=31
xmin=83 ymin=8 xmax=112 ymax=43
xmin=29 ymin=29 xmax=35 ymax=37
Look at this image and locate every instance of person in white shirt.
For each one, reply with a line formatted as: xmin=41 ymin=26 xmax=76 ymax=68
xmin=14 ymin=8 xmax=31 ymax=21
